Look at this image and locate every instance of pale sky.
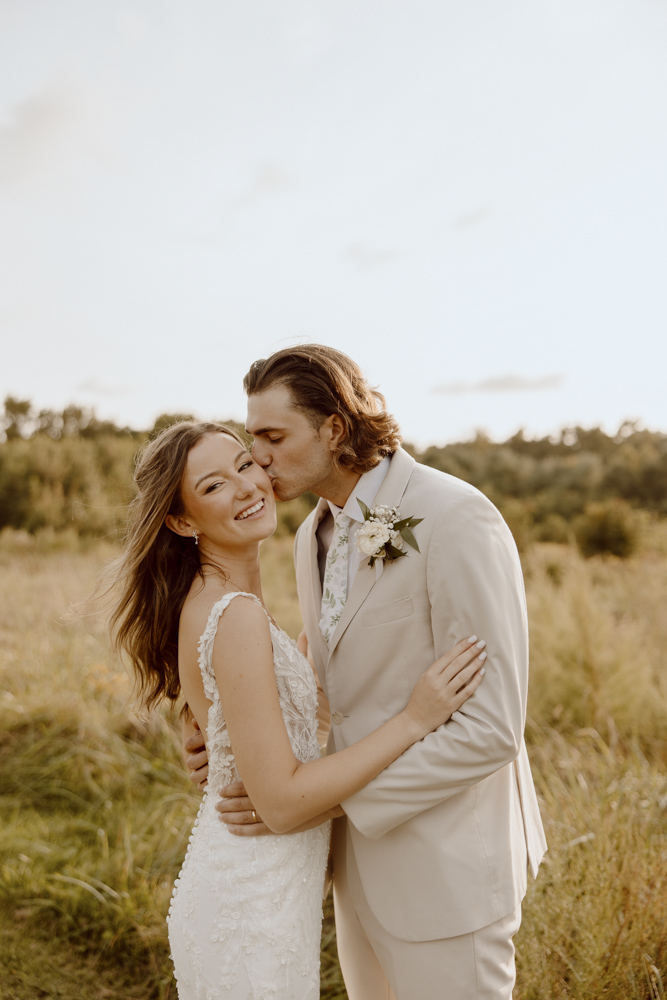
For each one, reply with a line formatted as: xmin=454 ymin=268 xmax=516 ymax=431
xmin=1 ymin=0 xmax=666 ymax=447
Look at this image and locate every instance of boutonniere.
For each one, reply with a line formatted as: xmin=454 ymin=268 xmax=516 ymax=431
xmin=355 ymin=500 xmax=423 ymax=567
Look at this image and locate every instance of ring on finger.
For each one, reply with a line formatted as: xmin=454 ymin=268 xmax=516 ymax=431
xmin=251 ymin=809 xmax=259 ymax=824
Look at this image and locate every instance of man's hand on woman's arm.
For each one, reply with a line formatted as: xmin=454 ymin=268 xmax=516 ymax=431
xmin=215 ymin=780 xmax=272 ymax=835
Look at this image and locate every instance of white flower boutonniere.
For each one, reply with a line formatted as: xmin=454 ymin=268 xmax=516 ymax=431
xmin=355 ymin=500 xmax=423 ymax=567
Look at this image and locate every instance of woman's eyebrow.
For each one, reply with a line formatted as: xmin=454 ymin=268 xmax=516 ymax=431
xmin=194 ymin=451 xmax=248 ymax=489
xmin=194 ymin=470 xmax=222 ymax=489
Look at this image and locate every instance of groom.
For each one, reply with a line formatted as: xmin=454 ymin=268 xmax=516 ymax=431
xmin=184 ymin=344 xmax=546 ymax=999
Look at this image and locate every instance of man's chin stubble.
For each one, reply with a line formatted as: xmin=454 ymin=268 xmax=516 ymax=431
xmin=272 ymin=484 xmax=305 ymax=502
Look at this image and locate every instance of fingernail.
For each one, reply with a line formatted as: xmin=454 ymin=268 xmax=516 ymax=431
xmin=480 ymin=666 xmax=486 ymax=676
xmin=467 ymin=635 xmax=477 ymax=643
xmin=479 ymin=651 xmax=487 ymax=661
xmin=476 ymin=639 xmax=486 ymax=649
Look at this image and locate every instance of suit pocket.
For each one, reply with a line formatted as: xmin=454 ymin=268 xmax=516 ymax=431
xmin=362 ymin=597 xmax=414 ymax=628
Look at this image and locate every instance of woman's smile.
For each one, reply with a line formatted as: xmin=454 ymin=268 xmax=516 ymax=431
xmin=235 ymin=498 xmax=266 ymax=521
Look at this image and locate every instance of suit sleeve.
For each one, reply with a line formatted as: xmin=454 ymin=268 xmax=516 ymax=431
xmin=342 ymin=490 xmax=529 ymax=840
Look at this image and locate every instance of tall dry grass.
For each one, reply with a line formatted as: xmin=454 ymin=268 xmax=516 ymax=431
xmin=525 ymin=538 xmax=667 ymax=754
xmin=0 ymin=529 xmax=665 ymax=999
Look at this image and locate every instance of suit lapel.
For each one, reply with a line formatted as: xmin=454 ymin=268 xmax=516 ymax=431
xmin=301 ymin=498 xmax=330 ymax=674
xmin=372 ymin=446 xmax=415 ymax=511
xmin=305 ymin=498 xmax=327 ymax=603
xmin=328 ymin=448 xmax=416 ymax=657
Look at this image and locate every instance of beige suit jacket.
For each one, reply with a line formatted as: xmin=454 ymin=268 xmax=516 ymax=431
xmin=294 ymin=448 xmax=547 ymax=942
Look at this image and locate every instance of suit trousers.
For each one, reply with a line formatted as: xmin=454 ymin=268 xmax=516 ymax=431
xmin=333 ymin=828 xmax=521 ymax=1000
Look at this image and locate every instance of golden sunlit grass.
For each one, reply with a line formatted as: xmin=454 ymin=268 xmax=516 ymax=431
xmin=0 ymin=531 xmax=665 ymax=999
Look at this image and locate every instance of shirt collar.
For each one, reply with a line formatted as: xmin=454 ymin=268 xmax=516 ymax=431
xmin=326 ymin=455 xmax=392 ymax=523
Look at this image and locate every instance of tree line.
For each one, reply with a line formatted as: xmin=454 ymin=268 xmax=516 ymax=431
xmin=2 ymin=397 xmax=666 ymax=554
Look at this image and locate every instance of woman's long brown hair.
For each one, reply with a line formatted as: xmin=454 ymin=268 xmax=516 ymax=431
xmin=109 ymin=420 xmax=245 ymax=710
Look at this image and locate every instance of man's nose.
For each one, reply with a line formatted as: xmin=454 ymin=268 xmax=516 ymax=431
xmin=251 ymin=442 xmax=271 ymax=468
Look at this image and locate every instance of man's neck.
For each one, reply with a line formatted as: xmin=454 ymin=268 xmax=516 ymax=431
xmin=312 ymin=467 xmax=362 ymax=508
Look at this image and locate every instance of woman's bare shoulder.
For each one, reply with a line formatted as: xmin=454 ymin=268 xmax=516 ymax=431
xmin=179 ymin=578 xmax=227 ymax=646
xmin=181 ymin=582 xmax=266 ymax=647
xmin=213 ymin=591 xmax=269 ymax=641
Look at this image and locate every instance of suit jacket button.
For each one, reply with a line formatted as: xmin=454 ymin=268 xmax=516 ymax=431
xmin=331 ymin=711 xmax=344 ymax=725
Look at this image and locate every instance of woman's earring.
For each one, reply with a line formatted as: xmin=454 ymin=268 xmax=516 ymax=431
xmin=192 ymin=529 xmax=199 ymax=546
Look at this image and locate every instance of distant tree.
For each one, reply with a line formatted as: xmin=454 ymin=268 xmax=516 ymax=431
xmin=574 ymin=500 xmax=639 ymax=559
xmin=1 ymin=397 xmax=133 ymax=442
xmin=506 ymin=429 xmax=569 ymax=459
xmin=35 ymin=408 xmax=65 ymax=439
xmin=0 ymin=433 xmax=137 ymax=535
xmin=563 ymin=426 xmax=616 ymax=455
xmin=151 ymin=413 xmax=196 ymax=435
xmin=1 ymin=397 xmax=34 ymax=441
xmin=2 ymin=405 xmax=666 ymax=539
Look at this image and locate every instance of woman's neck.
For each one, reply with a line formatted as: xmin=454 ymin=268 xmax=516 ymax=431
xmin=197 ymin=543 xmax=264 ymax=602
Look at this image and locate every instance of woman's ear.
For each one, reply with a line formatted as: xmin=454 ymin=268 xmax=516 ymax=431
xmin=165 ymin=513 xmax=195 ymax=538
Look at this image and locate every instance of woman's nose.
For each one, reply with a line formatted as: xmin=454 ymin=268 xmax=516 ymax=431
xmin=235 ymin=475 xmax=254 ymax=497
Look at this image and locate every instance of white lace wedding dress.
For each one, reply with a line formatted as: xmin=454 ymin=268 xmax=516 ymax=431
xmin=167 ymin=593 xmax=330 ymax=1000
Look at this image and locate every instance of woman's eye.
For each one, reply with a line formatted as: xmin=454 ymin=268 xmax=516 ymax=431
xmin=205 ymin=482 xmax=223 ymax=493
xmin=268 ymin=437 xmax=282 ymax=444
xmin=239 ymin=460 xmax=254 ymax=471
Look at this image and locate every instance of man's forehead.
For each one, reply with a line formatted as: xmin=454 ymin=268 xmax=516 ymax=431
xmin=245 ymin=385 xmax=301 ymax=433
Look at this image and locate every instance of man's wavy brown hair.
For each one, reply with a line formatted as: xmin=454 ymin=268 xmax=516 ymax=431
xmin=243 ymin=344 xmax=402 ymax=474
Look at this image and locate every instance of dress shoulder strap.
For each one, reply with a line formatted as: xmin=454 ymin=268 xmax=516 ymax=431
xmin=197 ymin=592 xmax=265 ymax=701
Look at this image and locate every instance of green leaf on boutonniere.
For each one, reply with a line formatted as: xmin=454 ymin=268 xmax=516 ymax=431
xmin=401 ymin=526 xmax=420 ymax=552
xmin=357 ymin=498 xmax=371 ymax=520
xmin=393 ymin=515 xmax=424 ymax=532
xmin=385 ymin=543 xmax=408 ymax=560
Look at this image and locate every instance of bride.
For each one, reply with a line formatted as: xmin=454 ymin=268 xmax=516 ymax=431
xmin=109 ymin=420 xmax=487 ymax=1000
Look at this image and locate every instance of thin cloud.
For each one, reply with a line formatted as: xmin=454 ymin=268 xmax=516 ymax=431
xmin=343 ymin=241 xmax=401 ymax=266
xmin=0 ymin=81 xmax=113 ymax=189
xmin=454 ymin=208 xmax=490 ymax=229
xmin=75 ymin=379 xmax=134 ymax=396
xmin=433 ymin=374 xmax=565 ymax=395
xmin=0 ymin=87 xmax=76 ymax=185
xmin=241 ymin=163 xmax=292 ymax=204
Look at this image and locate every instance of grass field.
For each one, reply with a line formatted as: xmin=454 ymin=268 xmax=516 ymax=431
xmin=0 ymin=528 xmax=666 ymax=999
